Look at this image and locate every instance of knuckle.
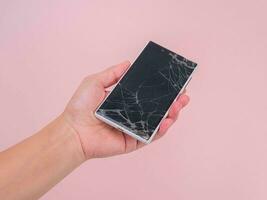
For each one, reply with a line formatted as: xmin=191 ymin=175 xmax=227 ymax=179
xmin=82 ymin=74 xmax=95 ymax=83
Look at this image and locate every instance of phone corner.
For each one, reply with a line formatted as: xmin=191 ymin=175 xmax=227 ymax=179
xmin=94 ymin=110 xmax=100 ymax=118
xmin=144 ymin=135 xmax=155 ymax=144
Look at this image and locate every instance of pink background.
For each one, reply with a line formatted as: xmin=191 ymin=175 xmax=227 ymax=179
xmin=1 ymin=0 xmax=267 ymax=199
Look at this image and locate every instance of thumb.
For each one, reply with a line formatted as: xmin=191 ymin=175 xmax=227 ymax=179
xmin=96 ymin=60 xmax=131 ymax=88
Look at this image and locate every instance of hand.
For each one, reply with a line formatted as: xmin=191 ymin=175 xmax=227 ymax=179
xmin=63 ymin=61 xmax=190 ymax=159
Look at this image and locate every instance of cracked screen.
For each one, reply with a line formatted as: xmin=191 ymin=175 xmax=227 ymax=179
xmin=96 ymin=41 xmax=197 ymax=140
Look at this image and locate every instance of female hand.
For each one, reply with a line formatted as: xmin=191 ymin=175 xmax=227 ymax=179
xmin=63 ymin=61 xmax=190 ymax=159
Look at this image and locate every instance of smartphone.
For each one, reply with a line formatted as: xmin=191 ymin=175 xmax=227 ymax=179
xmin=95 ymin=41 xmax=197 ymax=143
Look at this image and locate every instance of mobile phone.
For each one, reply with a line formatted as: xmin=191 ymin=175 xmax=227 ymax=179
xmin=95 ymin=41 xmax=197 ymax=143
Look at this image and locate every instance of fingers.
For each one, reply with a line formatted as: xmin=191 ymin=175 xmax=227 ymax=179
xmin=123 ymin=134 xmax=138 ymax=153
xmin=104 ymin=90 xmax=110 ymax=98
xmin=168 ymin=99 xmax=183 ymax=120
xmin=153 ymin=93 xmax=190 ymax=141
xmin=179 ymin=94 xmax=190 ymax=107
xmin=95 ymin=60 xmax=131 ymax=88
xmin=156 ymin=118 xmax=175 ymax=139
xmin=167 ymin=94 xmax=190 ymax=119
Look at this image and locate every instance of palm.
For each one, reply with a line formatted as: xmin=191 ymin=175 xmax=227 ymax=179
xmin=63 ymin=61 xmax=189 ymax=159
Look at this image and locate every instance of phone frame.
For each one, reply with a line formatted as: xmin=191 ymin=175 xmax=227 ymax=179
xmin=94 ymin=41 xmax=198 ymax=144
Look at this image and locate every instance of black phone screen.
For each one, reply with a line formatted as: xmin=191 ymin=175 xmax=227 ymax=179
xmin=96 ymin=41 xmax=197 ymax=140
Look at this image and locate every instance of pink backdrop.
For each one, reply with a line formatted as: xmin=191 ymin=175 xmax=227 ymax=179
xmin=1 ymin=1 xmax=267 ymax=199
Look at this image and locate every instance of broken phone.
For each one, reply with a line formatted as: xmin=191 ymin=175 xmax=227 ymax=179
xmin=95 ymin=41 xmax=197 ymax=143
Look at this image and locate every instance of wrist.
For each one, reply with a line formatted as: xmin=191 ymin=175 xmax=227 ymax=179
xmin=49 ymin=115 xmax=87 ymax=165
xmin=0 ymin=115 xmax=87 ymax=199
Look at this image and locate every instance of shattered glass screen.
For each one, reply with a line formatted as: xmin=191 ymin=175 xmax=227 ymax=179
xmin=96 ymin=41 xmax=197 ymax=140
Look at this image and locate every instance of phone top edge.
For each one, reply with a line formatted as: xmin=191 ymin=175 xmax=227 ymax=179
xmin=148 ymin=40 xmax=198 ymax=67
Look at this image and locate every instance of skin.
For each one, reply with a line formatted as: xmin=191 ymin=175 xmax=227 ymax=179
xmin=0 ymin=61 xmax=190 ymax=200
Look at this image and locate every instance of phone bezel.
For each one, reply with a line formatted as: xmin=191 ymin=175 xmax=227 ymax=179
xmin=94 ymin=41 xmax=198 ymax=144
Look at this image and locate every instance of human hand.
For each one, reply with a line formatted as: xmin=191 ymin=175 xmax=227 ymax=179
xmin=63 ymin=61 xmax=190 ymax=159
